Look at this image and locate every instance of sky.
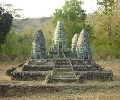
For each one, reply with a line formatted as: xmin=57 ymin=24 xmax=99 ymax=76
xmin=0 ymin=0 xmax=98 ymax=18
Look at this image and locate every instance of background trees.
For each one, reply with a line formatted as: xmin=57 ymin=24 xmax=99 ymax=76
xmin=0 ymin=6 xmax=13 ymax=46
xmin=86 ymin=0 xmax=120 ymax=59
xmin=97 ymin=0 xmax=115 ymax=37
xmin=0 ymin=0 xmax=120 ymax=61
xmin=52 ymin=0 xmax=91 ymax=47
xmin=0 ymin=3 xmax=23 ymax=47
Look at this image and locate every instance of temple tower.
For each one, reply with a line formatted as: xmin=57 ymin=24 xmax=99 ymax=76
xmin=71 ymin=34 xmax=79 ymax=54
xmin=31 ymin=29 xmax=46 ymax=59
xmin=76 ymin=29 xmax=92 ymax=60
xmin=51 ymin=21 xmax=67 ymax=53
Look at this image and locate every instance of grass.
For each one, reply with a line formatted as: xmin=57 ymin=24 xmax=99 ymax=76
xmin=1 ymin=89 xmax=120 ymax=100
xmin=0 ymin=59 xmax=120 ymax=100
xmin=0 ymin=61 xmax=20 ymax=65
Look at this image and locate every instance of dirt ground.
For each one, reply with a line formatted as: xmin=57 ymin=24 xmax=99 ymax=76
xmin=0 ymin=59 xmax=120 ymax=100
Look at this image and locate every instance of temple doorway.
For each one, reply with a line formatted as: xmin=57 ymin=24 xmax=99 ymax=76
xmin=58 ymin=42 xmax=63 ymax=58
xmin=59 ymin=42 xmax=62 ymax=52
xmin=37 ymin=52 xmax=41 ymax=59
xmin=84 ymin=52 xmax=88 ymax=59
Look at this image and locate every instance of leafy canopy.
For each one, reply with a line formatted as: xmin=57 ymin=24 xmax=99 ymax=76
xmin=0 ymin=3 xmax=23 ymax=46
xmin=0 ymin=6 xmax=13 ymax=46
xmin=52 ymin=0 xmax=87 ymax=47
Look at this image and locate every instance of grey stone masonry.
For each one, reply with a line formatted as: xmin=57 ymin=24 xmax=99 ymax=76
xmin=76 ymin=29 xmax=92 ymax=60
xmin=31 ymin=29 xmax=46 ymax=59
xmin=51 ymin=21 xmax=67 ymax=53
xmin=71 ymin=34 xmax=79 ymax=54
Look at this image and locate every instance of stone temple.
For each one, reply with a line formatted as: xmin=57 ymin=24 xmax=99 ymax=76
xmin=7 ymin=21 xmax=113 ymax=84
xmin=31 ymin=24 xmax=92 ymax=60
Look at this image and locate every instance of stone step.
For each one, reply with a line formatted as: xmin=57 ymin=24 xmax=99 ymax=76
xmin=55 ymin=65 xmax=72 ymax=68
xmin=53 ymin=72 xmax=75 ymax=76
xmin=55 ymin=65 xmax=73 ymax=69
xmin=54 ymin=68 xmax=73 ymax=72
xmin=52 ymin=77 xmax=76 ymax=82
xmin=51 ymin=58 xmax=76 ymax=82
xmin=53 ymin=76 xmax=76 ymax=78
xmin=55 ymin=59 xmax=69 ymax=62
xmin=55 ymin=62 xmax=70 ymax=65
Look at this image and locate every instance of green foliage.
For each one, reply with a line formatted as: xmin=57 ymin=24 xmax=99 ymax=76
xmin=0 ymin=0 xmax=119 ymax=61
xmin=92 ymin=33 xmax=120 ymax=59
xmin=0 ymin=31 xmax=32 ymax=60
xmin=97 ymin=0 xmax=115 ymax=13
xmin=0 ymin=20 xmax=54 ymax=61
xmin=0 ymin=3 xmax=23 ymax=18
xmin=40 ymin=20 xmax=54 ymax=51
xmin=87 ymin=5 xmax=120 ymax=59
xmin=97 ymin=0 xmax=115 ymax=36
xmin=52 ymin=0 xmax=87 ymax=47
xmin=0 ymin=2 xmax=23 ymax=46
xmin=0 ymin=6 xmax=13 ymax=46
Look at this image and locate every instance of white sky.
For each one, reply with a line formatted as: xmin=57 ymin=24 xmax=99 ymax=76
xmin=0 ymin=0 xmax=98 ymax=18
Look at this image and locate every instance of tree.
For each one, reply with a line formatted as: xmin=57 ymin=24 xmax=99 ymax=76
xmin=0 ymin=3 xmax=23 ymax=47
xmin=97 ymin=0 xmax=115 ymax=36
xmin=0 ymin=3 xmax=23 ymax=18
xmin=52 ymin=0 xmax=87 ymax=47
xmin=0 ymin=6 xmax=13 ymax=46
xmin=86 ymin=3 xmax=120 ymax=59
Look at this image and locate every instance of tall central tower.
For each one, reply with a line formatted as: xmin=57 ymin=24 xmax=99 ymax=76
xmin=51 ymin=21 xmax=67 ymax=53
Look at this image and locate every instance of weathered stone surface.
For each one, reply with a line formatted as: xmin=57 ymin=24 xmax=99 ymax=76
xmin=77 ymin=29 xmax=92 ymax=60
xmin=71 ymin=34 xmax=79 ymax=54
xmin=31 ymin=29 xmax=46 ymax=59
xmin=51 ymin=58 xmax=76 ymax=82
xmin=50 ymin=21 xmax=67 ymax=53
xmin=6 ymin=21 xmax=113 ymax=84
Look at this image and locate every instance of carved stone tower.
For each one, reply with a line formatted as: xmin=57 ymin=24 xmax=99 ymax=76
xmin=71 ymin=34 xmax=79 ymax=54
xmin=31 ymin=29 xmax=46 ymax=59
xmin=76 ymin=29 xmax=92 ymax=60
xmin=51 ymin=21 xmax=67 ymax=53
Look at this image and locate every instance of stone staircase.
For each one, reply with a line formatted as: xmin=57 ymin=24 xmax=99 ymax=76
xmin=57 ymin=49 xmax=65 ymax=58
xmin=52 ymin=58 xmax=76 ymax=82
